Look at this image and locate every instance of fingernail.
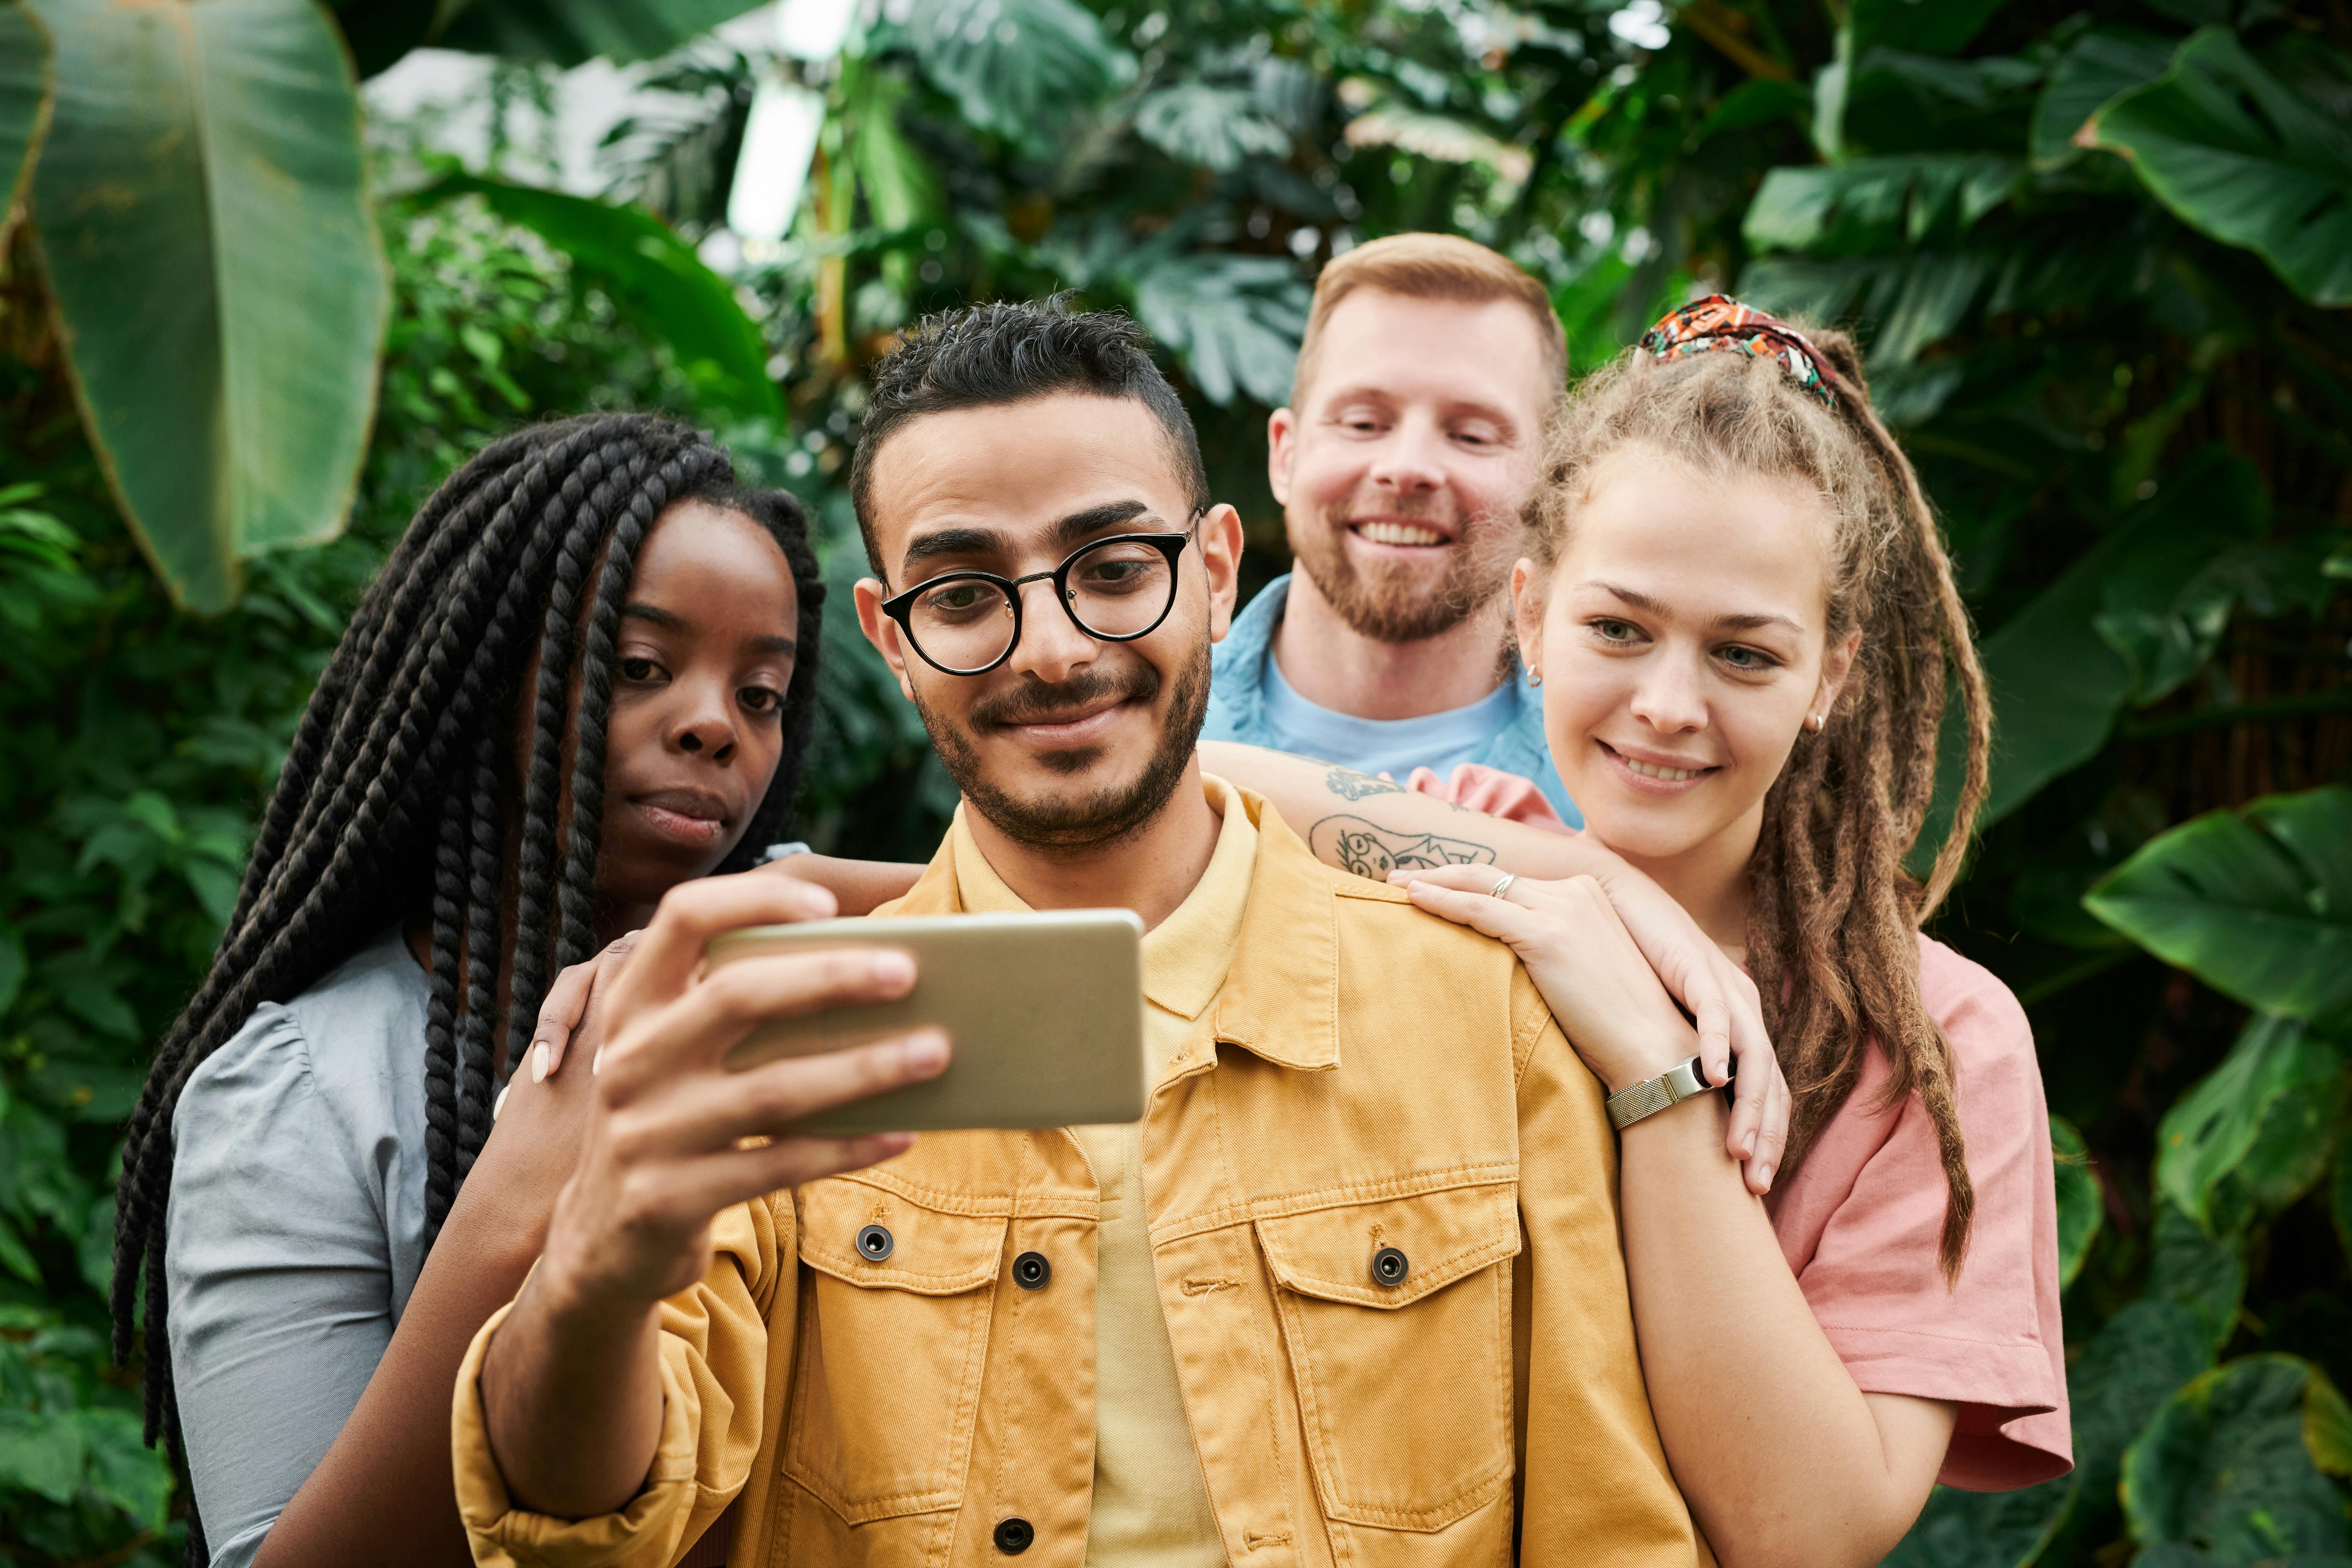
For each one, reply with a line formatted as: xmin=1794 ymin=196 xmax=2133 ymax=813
xmin=873 ymin=951 xmax=915 ymax=987
xmin=1758 ymin=1165 xmax=1775 ymax=1191
xmin=1741 ymin=1131 xmax=1756 ymax=1157
xmin=531 ymin=1042 xmax=550 ymax=1083
xmin=904 ymin=1029 xmax=949 ymax=1072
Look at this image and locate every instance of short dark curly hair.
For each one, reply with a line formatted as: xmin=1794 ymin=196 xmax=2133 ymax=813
xmin=848 ymin=296 xmax=1211 ymax=577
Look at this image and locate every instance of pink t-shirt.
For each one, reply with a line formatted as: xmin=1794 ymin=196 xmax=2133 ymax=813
xmin=1764 ymin=935 xmax=2071 ymax=1491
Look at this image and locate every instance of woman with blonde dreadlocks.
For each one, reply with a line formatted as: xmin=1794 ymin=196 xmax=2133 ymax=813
xmin=1205 ymin=298 xmax=2067 ymax=1564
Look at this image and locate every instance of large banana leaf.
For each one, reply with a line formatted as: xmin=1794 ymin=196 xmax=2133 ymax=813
xmin=2152 ymin=1013 xmax=2348 ymax=1237
xmin=1744 ymin=155 xmax=2017 ymax=254
xmin=2120 ymin=1356 xmax=2352 ymax=1562
xmin=26 ymin=0 xmax=388 ymax=614
xmin=415 ymin=174 xmax=781 ymax=427
xmin=434 ymin=0 xmax=768 ymax=67
xmin=907 ymin=0 xmax=1135 ymax=157
xmin=2084 ymin=786 xmax=2352 ymax=1020
xmin=0 ymin=3 xmax=48 ymax=242
xmin=2030 ymin=26 xmax=2175 ymax=169
xmin=2091 ymin=28 xmax=2352 ymax=307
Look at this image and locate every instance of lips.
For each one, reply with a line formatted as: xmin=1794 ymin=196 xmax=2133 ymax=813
xmin=631 ymin=786 xmax=730 ymax=845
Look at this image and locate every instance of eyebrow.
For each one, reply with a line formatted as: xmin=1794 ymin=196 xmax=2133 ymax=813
xmin=1581 ymin=581 xmax=1806 ymax=637
xmin=898 ymin=499 xmax=1161 ymax=574
xmin=622 ymin=602 xmax=795 ymax=657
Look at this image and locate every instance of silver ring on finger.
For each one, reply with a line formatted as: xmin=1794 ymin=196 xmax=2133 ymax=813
xmin=1489 ymin=872 xmax=1517 ymax=900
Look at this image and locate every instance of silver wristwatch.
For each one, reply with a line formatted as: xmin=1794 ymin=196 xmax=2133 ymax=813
xmin=1605 ymin=1054 xmax=1717 ymax=1131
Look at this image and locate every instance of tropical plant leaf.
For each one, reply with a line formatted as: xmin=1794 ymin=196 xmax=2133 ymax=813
xmin=2090 ymin=28 xmax=2352 ymax=306
xmin=1914 ymin=449 xmax=2268 ymax=849
xmin=2094 ymin=453 xmax=2272 ymax=706
xmin=2151 ymin=1199 xmax=2247 ymax=1356
xmin=1136 ymin=83 xmax=1292 ymax=172
xmin=2122 ymin=1356 xmax=2352 ymax=1563
xmin=1744 ymin=155 xmax=2018 ymax=254
xmin=2084 ymin=786 xmax=2352 ymax=1020
xmin=907 ymin=0 xmax=1135 ymax=155
xmin=25 ymin=0 xmax=390 ymax=613
xmin=1848 ymin=0 xmax=2009 ymax=56
xmin=1342 ymin=104 xmax=1533 ymax=184
xmin=1740 ymin=249 xmax=1993 ymax=366
xmin=0 ymin=1 xmax=49 ymax=247
xmin=2052 ymin=1114 xmax=2104 ymax=1289
xmin=0 ymin=1405 xmax=83 ymax=1503
xmin=415 ymin=174 xmax=780 ymax=426
xmin=1129 ymin=252 xmax=1309 ymax=407
xmin=434 ymin=0 xmax=766 ymax=67
xmin=1884 ymin=1476 xmax=2073 ymax=1567
xmin=76 ymin=1406 xmax=169 ymax=1528
xmin=2031 ymin=26 xmax=2177 ymax=169
xmin=2153 ymin=1014 xmax=2348 ymax=1237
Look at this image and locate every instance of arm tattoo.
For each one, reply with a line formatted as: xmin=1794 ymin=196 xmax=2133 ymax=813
xmin=1308 ymin=815 xmax=1498 ymax=880
xmin=1323 ymin=766 xmax=1404 ymax=800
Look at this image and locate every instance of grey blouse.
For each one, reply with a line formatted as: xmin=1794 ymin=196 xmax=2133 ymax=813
xmin=164 ymin=931 xmax=431 ymax=1568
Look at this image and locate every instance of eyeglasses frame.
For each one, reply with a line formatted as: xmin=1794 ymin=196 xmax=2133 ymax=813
xmin=879 ymin=511 xmax=1205 ymax=677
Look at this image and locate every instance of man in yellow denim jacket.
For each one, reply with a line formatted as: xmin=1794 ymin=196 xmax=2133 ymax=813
xmin=452 ymin=302 xmax=1708 ymax=1567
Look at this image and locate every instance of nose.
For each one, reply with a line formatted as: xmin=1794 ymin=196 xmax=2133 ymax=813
xmin=1628 ymin=649 xmax=1710 ymax=736
xmin=668 ymin=677 xmax=740 ymax=764
xmin=1366 ymin=412 xmax=1446 ymax=499
xmin=1004 ymin=575 xmax=1099 ymax=686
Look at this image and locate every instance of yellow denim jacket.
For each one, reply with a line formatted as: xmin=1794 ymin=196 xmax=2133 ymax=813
xmin=454 ymin=789 xmax=1703 ymax=1567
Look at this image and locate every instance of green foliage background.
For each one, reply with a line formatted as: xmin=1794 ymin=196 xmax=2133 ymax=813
xmin=1 ymin=0 xmax=2348 ymax=1563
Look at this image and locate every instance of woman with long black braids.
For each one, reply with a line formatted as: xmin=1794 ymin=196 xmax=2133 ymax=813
xmin=114 ymin=414 xmax=831 ymax=1568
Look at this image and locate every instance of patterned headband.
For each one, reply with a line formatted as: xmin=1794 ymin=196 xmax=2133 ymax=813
xmin=1638 ymin=295 xmax=1840 ymax=407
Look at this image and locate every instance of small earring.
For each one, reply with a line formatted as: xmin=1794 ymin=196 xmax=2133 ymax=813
xmin=1528 ymin=667 xmax=1543 ymax=688
xmin=1804 ymin=713 xmax=1824 ymax=733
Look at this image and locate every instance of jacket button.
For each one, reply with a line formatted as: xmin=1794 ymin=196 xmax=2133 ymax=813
xmin=1013 ymin=1250 xmax=1051 ymax=1290
xmin=856 ymin=1223 xmax=894 ymax=1263
xmin=1372 ymin=1246 xmax=1409 ymax=1287
xmin=993 ymin=1517 xmax=1035 ymax=1554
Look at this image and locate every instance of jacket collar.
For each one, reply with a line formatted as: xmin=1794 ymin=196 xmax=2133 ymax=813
xmin=881 ymin=784 xmax=1342 ymax=1075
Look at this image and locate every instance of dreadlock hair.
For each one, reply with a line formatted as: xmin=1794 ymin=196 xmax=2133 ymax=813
xmin=112 ymin=414 xmax=824 ymax=1560
xmin=1525 ymin=332 xmax=1992 ymax=1280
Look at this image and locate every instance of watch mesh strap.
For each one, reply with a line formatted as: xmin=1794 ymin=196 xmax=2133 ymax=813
xmin=1606 ymin=1055 xmax=1710 ymax=1130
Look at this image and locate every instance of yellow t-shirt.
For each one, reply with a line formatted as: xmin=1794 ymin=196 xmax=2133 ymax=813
xmin=949 ymin=777 xmax=1256 ymax=1567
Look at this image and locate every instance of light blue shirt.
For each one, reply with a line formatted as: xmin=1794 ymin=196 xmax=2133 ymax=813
xmin=165 ymin=931 xmax=431 ymax=1568
xmin=1203 ymin=573 xmax=1581 ymax=827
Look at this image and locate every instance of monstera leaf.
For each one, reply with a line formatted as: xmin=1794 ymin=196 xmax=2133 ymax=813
xmin=25 ymin=0 xmax=389 ymax=614
xmin=1129 ymin=252 xmax=1309 ymax=407
xmin=2085 ymin=786 xmax=2352 ymax=1020
xmin=0 ymin=3 xmax=46 ymax=242
xmin=1136 ymin=83 xmax=1292 ymax=172
xmin=2153 ymin=1013 xmax=2348 ymax=1238
xmin=414 ymin=175 xmax=780 ymax=426
xmin=2091 ymin=28 xmax=2352 ymax=306
xmin=2122 ymin=1356 xmax=2352 ymax=1564
xmin=907 ymin=0 xmax=1135 ymax=156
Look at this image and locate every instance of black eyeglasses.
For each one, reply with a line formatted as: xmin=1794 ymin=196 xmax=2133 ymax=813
xmin=880 ymin=514 xmax=1201 ymax=676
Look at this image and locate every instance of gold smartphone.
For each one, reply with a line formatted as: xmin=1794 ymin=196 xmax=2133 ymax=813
xmin=706 ymin=910 xmax=1147 ymax=1134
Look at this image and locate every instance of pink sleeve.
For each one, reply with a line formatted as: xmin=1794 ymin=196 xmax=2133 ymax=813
xmin=1780 ymin=941 xmax=2071 ymax=1491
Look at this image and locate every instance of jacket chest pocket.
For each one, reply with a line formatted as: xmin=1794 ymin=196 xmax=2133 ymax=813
xmin=785 ymin=1182 xmax=1008 ymax=1525
xmin=1254 ymin=1181 xmax=1521 ymax=1534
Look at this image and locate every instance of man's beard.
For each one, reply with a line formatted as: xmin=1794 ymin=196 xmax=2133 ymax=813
xmin=1290 ymin=499 xmax=1517 ymax=644
xmin=914 ymin=639 xmax=1212 ymax=853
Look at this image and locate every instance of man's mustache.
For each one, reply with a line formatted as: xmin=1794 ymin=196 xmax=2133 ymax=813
xmin=967 ymin=666 xmax=1160 ymax=730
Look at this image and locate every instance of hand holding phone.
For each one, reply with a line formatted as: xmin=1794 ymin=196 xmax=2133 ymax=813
xmin=708 ymin=909 xmax=1148 ymax=1135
